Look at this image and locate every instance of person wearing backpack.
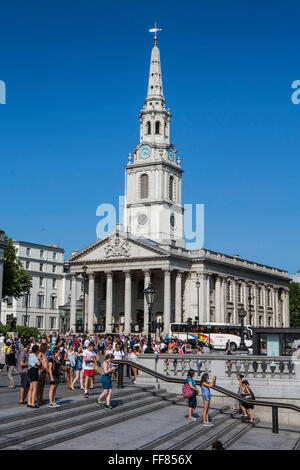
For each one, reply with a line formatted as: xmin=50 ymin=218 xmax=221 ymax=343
xmin=240 ymin=380 xmax=255 ymax=423
xmin=183 ymin=369 xmax=199 ymax=421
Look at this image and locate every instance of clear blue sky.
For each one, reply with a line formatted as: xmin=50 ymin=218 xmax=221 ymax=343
xmin=0 ymin=0 xmax=299 ymax=272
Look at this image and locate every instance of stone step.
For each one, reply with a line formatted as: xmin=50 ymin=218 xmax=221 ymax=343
xmin=155 ymin=409 xmax=237 ymax=450
xmin=5 ymin=394 xmax=184 ymax=450
xmin=138 ymin=405 xmax=230 ymax=450
xmin=0 ymin=383 xmax=153 ymax=421
xmin=0 ymin=387 xmax=165 ymax=437
xmin=191 ymin=417 xmax=258 ymax=450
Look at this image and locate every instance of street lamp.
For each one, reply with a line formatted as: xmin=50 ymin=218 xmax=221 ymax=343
xmin=196 ymin=277 xmax=200 ymax=324
xmin=143 ymin=283 xmax=156 ymax=353
xmin=238 ymin=308 xmax=248 ymax=351
xmin=24 ymin=288 xmax=30 ymax=327
xmin=247 ymin=283 xmax=255 ymax=326
xmin=82 ymin=265 xmax=88 ymax=334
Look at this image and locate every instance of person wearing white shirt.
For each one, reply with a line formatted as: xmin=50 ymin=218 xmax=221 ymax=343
xmin=82 ymin=342 xmax=97 ymax=397
xmin=112 ymin=343 xmax=124 ymax=383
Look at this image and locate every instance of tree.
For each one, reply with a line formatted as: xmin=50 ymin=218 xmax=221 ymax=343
xmin=2 ymin=236 xmax=32 ymax=301
xmin=289 ymin=282 xmax=300 ymax=327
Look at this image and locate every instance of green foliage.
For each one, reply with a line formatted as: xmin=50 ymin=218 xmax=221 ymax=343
xmin=289 ymin=282 xmax=300 ymax=327
xmin=15 ymin=326 xmax=40 ymax=338
xmin=2 ymin=236 xmax=32 ymax=301
xmin=0 ymin=324 xmax=11 ymax=335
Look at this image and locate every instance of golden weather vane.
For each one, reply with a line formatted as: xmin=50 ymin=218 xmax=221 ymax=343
xmin=149 ymin=22 xmax=162 ymax=47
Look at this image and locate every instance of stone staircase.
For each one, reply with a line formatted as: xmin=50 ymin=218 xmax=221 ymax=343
xmin=0 ymin=382 xmax=299 ymax=450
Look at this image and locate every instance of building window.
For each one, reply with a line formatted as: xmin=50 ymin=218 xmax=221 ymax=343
xmin=22 ymin=315 xmax=30 ymax=326
xmin=39 ymin=263 xmax=44 ymax=272
xmin=25 ymin=261 xmax=30 ymax=270
xmin=169 ymin=176 xmax=174 ymax=201
xmin=53 ymin=252 xmax=57 ymax=260
xmin=258 ymin=315 xmax=263 ymax=326
xmin=146 ymin=121 xmax=151 ymax=134
xmin=155 ymin=121 xmax=160 ymax=134
xmin=50 ymin=317 xmax=56 ymax=329
xmin=267 ymin=316 xmax=272 ymax=327
xmin=7 ymin=296 xmax=13 ymax=307
xmin=227 ymin=282 xmax=233 ymax=302
xmin=6 ymin=314 xmax=11 ymax=324
xmin=37 ymin=294 xmax=44 ymax=309
xmin=51 ymin=296 xmax=57 ymax=310
xmin=52 ymin=265 xmax=56 ymax=273
xmin=23 ymin=294 xmax=31 ymax=308
xmin=26 ymin=247 xmax=31 ymax=256
xmin=40 ymin=250 xmax=44 ymax=258
xmin=52 ymin=279 xmax=57 ymax=289
xmin=140 ymin=174 xmax=148 ymax=199
xmin=36 ymin=316 xmax=43 ymax=329
xmin=39 ymin=277 xmax=44 ymax=288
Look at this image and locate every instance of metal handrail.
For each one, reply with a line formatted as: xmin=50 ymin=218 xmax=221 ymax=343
xmin=113 ymin=359 xmax=300 ymax=433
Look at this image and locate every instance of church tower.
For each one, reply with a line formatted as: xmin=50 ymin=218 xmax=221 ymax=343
xmin=124 ymin=26 xmax=184 ymax=248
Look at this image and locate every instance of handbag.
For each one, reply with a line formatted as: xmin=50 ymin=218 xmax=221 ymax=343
xmin=94 ymin=364 xmax=102 ymax=375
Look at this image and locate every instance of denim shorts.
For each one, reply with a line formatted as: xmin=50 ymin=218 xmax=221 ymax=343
xmin=202 ymin=393 xmax=210 ymax=402
xmin=101 ymin=375 xmax=112 ymax=390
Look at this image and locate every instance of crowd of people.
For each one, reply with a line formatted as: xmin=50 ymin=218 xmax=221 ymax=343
xmin=0 ymin=331 xmax=255 ymax=428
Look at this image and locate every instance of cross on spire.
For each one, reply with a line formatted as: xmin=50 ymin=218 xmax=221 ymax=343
xmin=149 ymin=22 xmax=162 ymax=47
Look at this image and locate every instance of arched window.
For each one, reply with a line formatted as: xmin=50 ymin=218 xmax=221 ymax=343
xmin=155 ymin=121 xmax=160 ymax=134
xmin=140 ymin=174 xmax=148 ymax=199
xmin=146 ymin=121 xmax=151 ymax=134
xmin=169 ymin=176 xmax=174 ymax=200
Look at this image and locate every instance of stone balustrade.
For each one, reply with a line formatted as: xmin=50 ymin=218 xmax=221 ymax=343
xmin=135 ymin=354 xmax=296 ymax=380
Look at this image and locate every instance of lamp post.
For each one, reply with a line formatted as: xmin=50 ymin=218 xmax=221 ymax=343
xmin=82 ymin=265 xmax=88 ymax=334
xmin=143 ymin=283 xmax=156 ymax=353
xmin=24 ymin=288 xmax=30 ymax=327
xmin=196 ymin=277 xmax=200 ymax=324
xmin=238 ymin=308 xmax=248 ymax=351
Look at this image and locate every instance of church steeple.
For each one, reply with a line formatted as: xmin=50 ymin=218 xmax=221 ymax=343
xmin=146 ymin=45 xmax=164 ymax=102
xmin=124 ymin=28 xmax=185 ymax=248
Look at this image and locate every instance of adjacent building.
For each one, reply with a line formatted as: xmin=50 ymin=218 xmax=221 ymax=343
xmin=0 ymin=241 xmax=81 ymax=333
xmin=66 ymin=34 xmax=290 ymax=336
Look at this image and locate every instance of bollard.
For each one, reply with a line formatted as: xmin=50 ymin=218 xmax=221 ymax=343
xmin=272 ymin=406 xmax=279 ymax=433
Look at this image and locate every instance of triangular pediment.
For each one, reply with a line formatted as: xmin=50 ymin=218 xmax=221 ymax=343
xmin=67 ymin=232 xmax=170 ymax=264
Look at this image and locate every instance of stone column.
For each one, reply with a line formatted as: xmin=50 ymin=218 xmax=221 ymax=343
xmin=206 ymin=274 xmax=210 ymax=323
xmin=263 ymin=285 xmax=267 ymax=327
xmin=87 ymin=273 xmax=95 ymax=334
xmin=143 ymin=270 xmax=151 ymax=334
xmin=283 ymin=289 xmax=289 ymax=327
xmin=106 ymin=272 xmax=113 ymax=333
xmin=175 ymin=271 xmax=183 ymax=323
xmin=233 ymin=279 xmax=238 ymax=324
xmin=124 ymin=270 xmax=132 ymax=335
xmin=220 ymin=277 xmax=226 ymax=323
xmin=70 ymin=274 xmax=77 ymax=333
xmin=253 ymin=283 xmax=258 ymax=327
xmin=215 ymin=276 xmax=222 ymax=322
xmin=163 ymin=269 xmax=171 ymax=335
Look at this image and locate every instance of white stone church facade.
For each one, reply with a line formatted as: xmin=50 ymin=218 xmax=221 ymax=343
xmin=67 ymin=38 xmax=290 ymax=336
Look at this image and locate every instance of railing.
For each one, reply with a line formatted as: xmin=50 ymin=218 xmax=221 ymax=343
xmin=113 ymin=359 xmax=300 ymax=434
xmin=135 ymin=354 xmax=295 ymax=378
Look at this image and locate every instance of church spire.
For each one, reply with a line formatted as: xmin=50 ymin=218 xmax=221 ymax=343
xmin=146 ymin=23 xmax=164 ymax=102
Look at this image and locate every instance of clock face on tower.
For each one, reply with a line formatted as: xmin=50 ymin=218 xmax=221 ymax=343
xmin=139 ymin=145 xmax=151 ymax=159
xmin=168 ymin=148 xmax=175 ymax=162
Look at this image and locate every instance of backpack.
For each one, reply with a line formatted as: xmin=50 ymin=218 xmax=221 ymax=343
xmin=182 ymin=382 xmax=193 ymax=399
xmin=70 ymin=353 xmax=76 ymax=368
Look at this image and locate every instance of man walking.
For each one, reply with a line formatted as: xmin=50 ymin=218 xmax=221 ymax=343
xmin=82 ymin=342 xmax=97 ymax=398
xmin=18 ymin=341 xmax=30 ymax=404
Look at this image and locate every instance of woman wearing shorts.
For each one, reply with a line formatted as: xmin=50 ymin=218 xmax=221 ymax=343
xmin=71 ymin=344 xmax=84 ymax=390
xmin=97 ymin=354 xmax=116 ymax=410
xmin=27 ymin=345 xmax=42 ymax=408
xmin=200 ymin=373 xmax=216 ymax=426
xmin=48 ymin=346 xmax=62 ymax=408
